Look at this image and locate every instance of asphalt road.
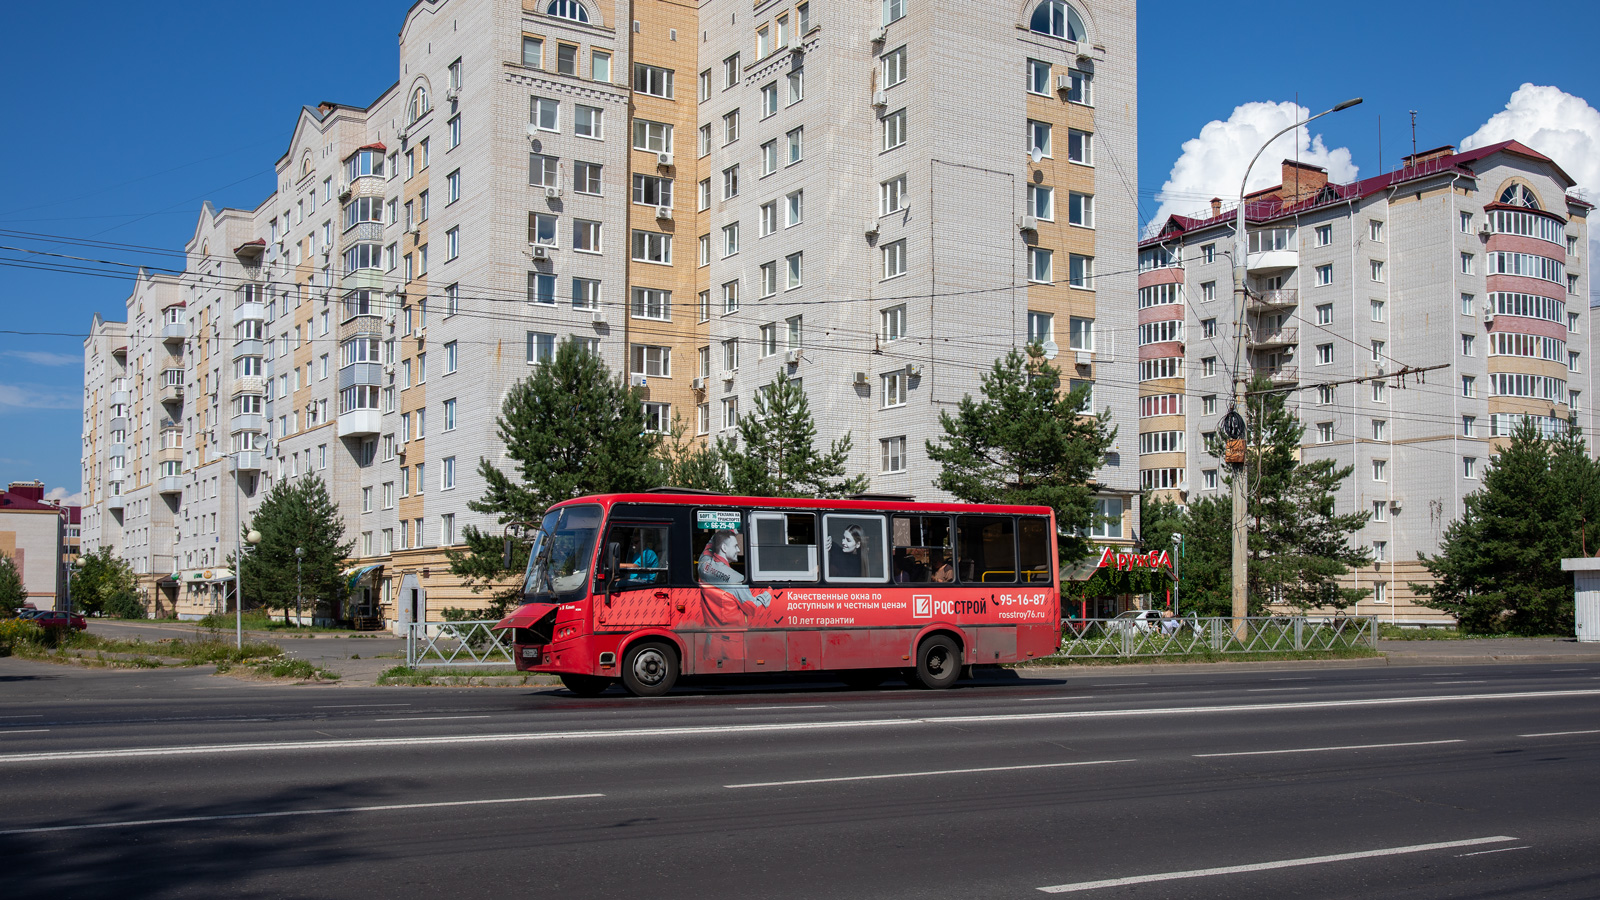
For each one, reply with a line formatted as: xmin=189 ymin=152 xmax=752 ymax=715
xmin=3 ymin=659 xmax=1598 ymax=899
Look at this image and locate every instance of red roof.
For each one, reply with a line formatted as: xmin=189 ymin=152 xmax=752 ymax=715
xmin=1141 ymin=140 xmax=1587 ymax=247
xmin=0 ymin=491 xmax=56 ymax=513
xmin=359 ymin=142 xmax=387 ymax=153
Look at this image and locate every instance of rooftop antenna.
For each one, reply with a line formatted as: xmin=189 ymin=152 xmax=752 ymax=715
xmin=1409 ymin=110 xmax=1418 ymax=164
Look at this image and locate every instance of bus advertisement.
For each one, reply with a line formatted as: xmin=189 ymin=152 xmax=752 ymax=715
xmin=493 ymin=492 xmax=1061 ymax=696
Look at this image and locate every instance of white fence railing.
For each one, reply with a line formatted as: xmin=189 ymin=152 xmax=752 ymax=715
xmin=1055 ymin=616 xmax=1378 ymax=658
xmin=405 ymin=620 xmax=514 ymax=668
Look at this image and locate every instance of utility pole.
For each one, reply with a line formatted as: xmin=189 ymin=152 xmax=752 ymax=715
xmin=1229 ymin=97 xmax=1362 ymax=640
xmin=295 ymin=546 xmax=304 ymax=626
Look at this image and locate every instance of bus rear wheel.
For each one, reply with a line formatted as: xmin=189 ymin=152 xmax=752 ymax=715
xmin=621 ymin=641 xmax=679 ymax=697
xmin=559 ymin=674 xmax=613 ymax=697
xmin=915 ymin=635 xmax=962 ymax=690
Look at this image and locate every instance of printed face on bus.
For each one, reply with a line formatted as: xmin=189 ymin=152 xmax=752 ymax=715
xmin=840 ymin=528 xmax=860 ymax=554
xmin=717 ymin=531 xmax=741 ymax=562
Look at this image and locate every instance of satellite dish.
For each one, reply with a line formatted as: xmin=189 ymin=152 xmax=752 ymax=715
xmin=1041 ymin=340 xmax=1059 ymax=359
xmin=1030 ymin=148 xmax=1043 ymax=164
xmin=526 ymin=123 xmax=539 ymax=138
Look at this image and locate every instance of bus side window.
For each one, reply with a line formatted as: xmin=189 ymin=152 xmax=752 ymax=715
xmin=609 ymin=524 xmax=670 ymax=588
xmin=1018 ymin=516 xmax=1051 ymax=584
xmin=892 ymin=515 xmax=953 ymax=584
xmin=822 ymin=514 xmax=888 ymax=583
xmin=750 ymin=512 xmax=818 ymax=581
xmin=956 ymin=515 xmax=1018 ymax=584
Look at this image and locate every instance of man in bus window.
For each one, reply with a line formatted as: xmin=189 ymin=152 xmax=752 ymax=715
xmin=930 ymin=550 xmax=954 ymax=583
xmin=686 ymin=530 xmax=779 ymax=629
xmin=618 ymin=530 xmax=661 ymax=588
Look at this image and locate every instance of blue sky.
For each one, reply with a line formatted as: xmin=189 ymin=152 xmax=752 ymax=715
xmin=3 ymin=0 xmax=1599 ymax=500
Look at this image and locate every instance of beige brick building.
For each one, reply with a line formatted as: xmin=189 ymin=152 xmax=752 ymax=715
xmin=82 ymin=0 xmax=1140 ymax=626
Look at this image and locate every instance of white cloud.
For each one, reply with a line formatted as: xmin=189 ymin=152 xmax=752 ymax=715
xmin=45 ymin=487 xmax=84 ymax=506
xmin=2 ymin=351 xmax=80 ymax=367
xmin=1149 ymin=101 xmax=1359 ymax=232
xmin=0 ymin=383 xmax=80 ymax=410
xmin=1460 ymin=84 xmax=1600 ymax=203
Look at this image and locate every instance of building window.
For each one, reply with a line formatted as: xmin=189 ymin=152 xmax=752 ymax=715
xmin=1202 ymin=318 xmax=1217 ymax=337
xmin=1028 ymin=120 xmax=1051 ymax=157
xmin=1317 ymin=422 xmax=1334 ymax=443
xmin=527 ymin=272 xmax=556 ymax=305
xmin=573 ymin=278 xmax=600 ymax=310
xmin=786 ymin=252 xmax=803 ymax=289
xmin=445 ymin=226 xmax=460 ymax=261
xmin=632 ymin=288 xmax=671 ymax=321
xmin=1027 ymin=59 xmax=1051 ymax=95
xmin=1202 ymin=357 xmax=1216 ymax=377
xmin=761 ymin=81 xmax=778 ymax=117
xmin=786 ymin=190 xmax=803 ymax=226
xmin=883 ymin=240 xmax=906 ymax=279
xmin=633 ymin=64 xmax=674 ymax=98
xmin=882 ymin=372 xmax=906 ymax=408
xmin=759 ymin=262 xmax=777 ymax=298
xmin=723 ymin=54 xmax=739 ymax=89
xmin=1069 ymin=316 xmax=1094 ymax=351
xmin=1461 ymin=252 xmax=1474 ymax=275
xmin=1370 ymin=259 xmax=1385 ymax=282
xmin=722 ymin=397 xmax=739 ymax=430
xmin=1316 ymin=343 xmax=1333 ymax=365
xmin=631 ymin=230 xmax=671 ymax=264
xmin=789 ymin=68 xmax=804 ymax=103
xmin=547 ymin=0 xmax=589 ymax=22
xmin=883 ymin=111 xmax=906 ymax=150
xmin=1460 ymin=211 xmax=1474 ymax=234
xmin=632 ymin=119 xmax=672 ymax=152
xmin=1316 ymin=264 xmax=1333 ymax=285
xmin=1463 ymin=457 xmax=1477 ymax=479
xmin=1069 ymin=254 xmax=1093 ymax=288
xmin=1090 ymin=498 xmax=1123 ymax=539
xmin=1316 ymin=303 xmax=1333 ymax=325
xmin=723 ymin=110 xmax=740 ymax=144
xmin=1029 ymin=185 xmax=1054 ymax=220
xmin=1371 ymin=380 xmax=1386 ymax=402
xmin=1462 ymin=375 xmax=1476 ymax=398
xmin=883 ymin=305 xmax=907 ymax=342
xmin=1029 ymin=248 xmax=1053 ymax=283
xmin=1369 ymin=220 xmax=1385 ymax=242
xmin=1068 ymin=192 xmax=1093 ymax=227
xmin=573 ymin=219 xmax=601 ymax=253
xmin=1372 ymin=459 xmax=1387 ymax=482
xmin=442 ymin=456 xmax=456 ymax=491
xmin=722 ymin=164 xmax=740 ymax=199
xmin=532 ymin=97 xmax=559 ymax=132
xmin=592 ymin=50 xmax=611 ymax=82
xmin=881 ymin=175 xmax=907 ymax=214
xmin=1370 ymin=299 xmax=1385 ymax=322
xmin=642 ymin=402 xmax=670 ymax=434
xmin=1461 ymin=334 xmax=1475 ymax=357
xmin=724 ymin=280 xmax=741 ymax=313
xmin=526 ymin=331 xmax=555 ymax=365
xmin=723 ymin=222 xmax=740 ymax=256
xmin=631 ymin=344 xmax=671 ymax=377
xmin=883 ymin=0 xmax=906 ymax=24
xmin=1371 ymin=339 xmax=1385 ymax=362
xmin=522 ymin=36 xmax=543 ymax=67
xmin=1027 ymin=311 xmax=1053 ymax=346
xmin=759 ymin=202 xmax=777 ymax=236
xmin=574 ymin=105 xmax=602 ymax=139
xmin=1066 ymin=129 xmax=1091 ymax=164
xmin=881 ymin=437 xmax=907 ymax=474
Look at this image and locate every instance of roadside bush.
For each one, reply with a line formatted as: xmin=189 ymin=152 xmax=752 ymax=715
xmin=0 ymin=619 xmax=42 ymax=656
xmin=102 ymin=591 xmax=147 ymax=620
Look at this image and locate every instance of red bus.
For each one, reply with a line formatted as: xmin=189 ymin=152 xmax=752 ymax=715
xmin=494 ymin=491 xmax=1061 ymax=696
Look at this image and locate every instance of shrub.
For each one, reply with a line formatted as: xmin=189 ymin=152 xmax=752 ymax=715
xmin=103 ymin=590 xmax=148 ymax=620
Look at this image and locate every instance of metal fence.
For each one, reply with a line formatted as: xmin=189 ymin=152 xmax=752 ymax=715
xmin=1053 ymin=615 xmax=1378 ymax=659
xmin=405 ymin=619 xmax=515 ymax=668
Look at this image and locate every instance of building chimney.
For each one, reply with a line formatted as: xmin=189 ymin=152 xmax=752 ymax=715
xmin=1210 ymin=197 xmax=1222 ymax=217
xmin=7 ymin=480 xmax=45 ymax=502
xmin=1280 ymin=161 xmax=1328 ymax=205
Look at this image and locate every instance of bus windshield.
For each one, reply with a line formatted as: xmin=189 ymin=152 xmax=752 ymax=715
xmin=523 ymin=504 xmax=602 ymax=603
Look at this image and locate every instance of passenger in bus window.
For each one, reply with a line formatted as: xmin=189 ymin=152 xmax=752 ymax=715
xmin=698 ymin=530 xmax=772 ymax=607
xmin=826 ymin=524 xmax=867 ymax=577
xmin=931 ymin=552 xmax=954 ymax=583
xmin=618 ymin=530 xmax=661 ymax=587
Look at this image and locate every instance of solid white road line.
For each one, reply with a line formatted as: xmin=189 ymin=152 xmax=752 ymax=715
xmin=1457 ymin=846 xmax=1530 ymax=857
xmin=735 ymin=705 xmax=829 ymax=710
xmin=372 ymin=715 xmax=492 ymax=722
xmin=1036 ymin=836 xmax=1518 ymax=893
xmin=1247 ymin=687 xmax=1310 ymax=692
xmin=1194 ymin=740 xmax=1464 ymax=758
xmin=1519 ymin=729 xmax=1600 ymax=737
xmin=726 ymin=759 xmax=1135 ymax=789
xmin=314 ymin=704 xmax=412 ymax=709
xmin=5 ymin=689 xmax=1597 ymax=764
xmin=1436 ymin=680 xmax=1487 ymax=685
xmin=1 ymin=730 xmax=49 ymax=735
xmin=1019 ymin=696 xmax=1098 ymax=702
xmin=0 ymin=793 xmax=604 ymax=837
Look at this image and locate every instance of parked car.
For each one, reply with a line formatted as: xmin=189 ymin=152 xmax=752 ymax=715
xmin=13 ymin=608 xmax=45 ymax=620
xmin=1106 ymin=610 xmax=1165 ymax=634
xmin=32 ymin=611 xmax=87 ymax=631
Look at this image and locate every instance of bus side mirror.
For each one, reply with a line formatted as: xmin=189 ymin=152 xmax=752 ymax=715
xmin=502 ymin=538 xmax=514 ymax=570
xmin=605 ymin=542 xmax=622 ymax=580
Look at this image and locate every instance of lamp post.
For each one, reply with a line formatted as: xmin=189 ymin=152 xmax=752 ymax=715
xmin=1229 ymin=97 xmax=1362 ymax=639
xmin=235 ymin=529 xmax=260 ymax=649
xmin=1171 ymin=532 xmax=1183 ymax=617
xmin=295 ymin=546 xmax=304 ymax=626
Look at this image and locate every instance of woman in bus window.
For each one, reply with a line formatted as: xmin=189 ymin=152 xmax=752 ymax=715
xmin=827 ymin=524 xmax=867 ymax=578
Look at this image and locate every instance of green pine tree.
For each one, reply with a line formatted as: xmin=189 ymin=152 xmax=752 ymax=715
xmin=0 ymin=552 xmax=26 ymax=615
xmin=1415 ymin=417 xmax=1594 ymax=634
xmin=657 ymin=414 xmax=732 ymax=493
xmin=448 ymin=338 xmax=665 ymax=616
xmin=925 ymin=346 xmax=1115 ymax=565
xmin=238 ymin=473 xmax=354 ymax=624
xmin=716 ymin=370 xmax=868 ymax=498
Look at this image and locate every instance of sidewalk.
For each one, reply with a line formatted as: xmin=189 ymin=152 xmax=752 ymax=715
xmin=1377 ymin=636 xmax=1600 ymax=665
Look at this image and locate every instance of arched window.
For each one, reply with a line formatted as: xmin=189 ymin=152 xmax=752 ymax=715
xmin=1029 ymin=0 xmax=1085 ymax=41
xmin=409 ymin=86 xmax=430 ymax=124
xmin=1499 ymin=184 xmax=1541 ymax=210
xmin=547 ymin=0 xmax=590 ymax=23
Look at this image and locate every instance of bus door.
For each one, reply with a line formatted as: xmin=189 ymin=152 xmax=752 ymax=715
xmin=597 ymin=519 xmax=673 ymax=628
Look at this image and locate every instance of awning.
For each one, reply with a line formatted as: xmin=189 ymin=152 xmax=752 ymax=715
xmin=345 ymin=563 xmax=384 ymax=591
xmin=494 ymin=602 xmax=560 ymax=631
xmin=180 ymin=568 xmax=234 ymax=583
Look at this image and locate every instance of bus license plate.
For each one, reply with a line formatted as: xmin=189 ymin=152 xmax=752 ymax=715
xmin=521 ymin=647 xmax=540 ymax=662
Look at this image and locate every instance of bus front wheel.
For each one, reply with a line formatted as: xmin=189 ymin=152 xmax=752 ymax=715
xmin=621 ymin=641 xmax=679 ymax=697
xmin=560 ymin=674 xmax=613 ymax=697
xmin=915 ymin=635 xmax=962 ymax=690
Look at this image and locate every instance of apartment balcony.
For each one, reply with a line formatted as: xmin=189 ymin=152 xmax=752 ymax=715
xmin=1256 ymin=365 xmax=1299 ymax=386
xmin=339 ymin=363 xmax=385 ymax=390
xmin=232 ymin=339 xmax=265 ymax=360
xmin=157 ymin=379 xmax=185 ymax=406
xmin=234 ymin=451 xmax=264 ymax=472
xmin=235 ymin=301 xmax=266 ymax=323
xmin=337 ymin=314 xmax=385 ymax=343
xmin=1247 ymin=289 xmax=1298 ymax=312
xmin=1246 ymin=249 xmax=1298 ymax=274
xmin=107 ymin=465 xmax=126 ymax=484
xmin=160 ymin=321 xmax=188 ymax=341
xmin=106 ymin=494 xmax=125 ymax=512
xmin=156 ymin=476 xmax=185 ymax=496
xmin=1249 ymin=326 xmax=1298 ymax=349
xmin=157 ymin=446 xmax=183 ymax=467
xmin=109 ymin=416 xmax=127 ymax=434
xmin=107 ymin=442 xmax=125 ymax=459
xmin=231 ymin=375 xmax=266 ymax=395
xmin=230 ymin=413 xmax=265 ymax=434
xmin=338 ymin=409 xmax=383 ymax=437
xmin=110 ymin=381 xmax=130 ymax=406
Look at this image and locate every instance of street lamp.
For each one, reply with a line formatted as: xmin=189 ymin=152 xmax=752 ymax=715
xmin=1229 ymin=97 xmax=1362 ymax=639
xmin=235 ymin=529 xmax=260 ymax=649
xmin=295 ymin=546 xmax=304 ymax=626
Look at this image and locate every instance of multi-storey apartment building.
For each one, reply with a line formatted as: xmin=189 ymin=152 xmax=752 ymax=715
xmin=82 ymin=0 xmax=1139 ymax=626
xmin=1136 ymin=141 xmax=1591 ymax=622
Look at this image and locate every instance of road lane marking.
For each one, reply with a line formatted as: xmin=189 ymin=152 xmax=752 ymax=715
xmin=1457 ymin=846 xmax=1529 ymax=857
xmin=1551 ymin=669 xmax=1588 ymax=673
xmin=1269 ymin=677 xmax=1313 ymax=682
xmin=726 ymin=759 xmax=1135 ymax=789
xmin=1194 ymin=740 xmax=1463 ymax=758
xmin=1247 ymin=688 xmax=1310 ymax=692
xmin=1020 ymin=696 xmax=1098 ymax=702
xmin=1519 ymin=729 xmax=1600 ymax=737
xmin=1 ymin=730 xmax=49 ymax=735
xmin=735 ymin=705 xmax=829 ymax=710
xmin=314 ymin=704 xmax=412 ymax=709
xmin=1096 ymin=682 xmax=1148 ymax=686
xmin=0 ymin=715 xmax=44 ymax=719
xmin=372 ymin=715 xmax=492 ymax=722
xmin=1036 ymin=836 xmax=1518 ymax=893
xmin=6 ymin=689 xmax=1597 ymax=763
xmin=1436 ymin=680 xmax=1487 ymax=685
xmin=0 ymin=793 xmax=604 ymax=836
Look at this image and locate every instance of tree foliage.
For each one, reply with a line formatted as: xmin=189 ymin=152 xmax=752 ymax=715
xmin=717 ymin=371 xmax=867 ymax=498
xmin=238 ymin=473 xmax=354 ymax=623
xmin=925 ymin=347 xmax=1115 ymax=564
xmin=1180 ymin=377 xmax=1371 ymax=614
xmin=0 ymin=552 xmax=25 ymax=615
xmin=71 ymin=545 xmax=140 ymax=617
xmin=1416 ymin=418 xmax=1597 ymax=634
xmin=448 ymin=339 xmax=665 ymax=616
xmin=658 ymin=415 xmax=732 ymax=493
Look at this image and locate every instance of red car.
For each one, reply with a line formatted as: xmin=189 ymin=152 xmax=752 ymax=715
xmin=32 ymin=611 xmax=87 ymax=631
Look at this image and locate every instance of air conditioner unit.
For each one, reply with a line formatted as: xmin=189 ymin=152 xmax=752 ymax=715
xmin=590 ymin=309 xmax=605 ymax=324
xmin=865 ymin=225 xmax=879 ymax=240
xmin=657 ymin=151 xmax=674 ymax=167
xmin=320 ymin=247 xmax=331 ymax=260
xmin=1479 ymin=223 xmax=1492 ymax=237
xmin=545 ymin=186 xmax=562 ymax=199
xmin=337 ymin=183 xmax=351 ymax=200
xmin=631 ymin=374 xmax=648 ymax=388
xmin=853 ymin=371 xmax=869 ymax=386
xmin=904 ymin=363 xmax=922 ymax=378
xmin=1389 ymin=497 xmax=1404 ymax=513
xmin=396 ymin=443 xmax=406 ymax=458
xmin=530 ymin=244 xmax=550 ymax=260
xmin=656 ymin=206 xmax=673 ymax=221
xmin=1019 ymin=215 xmax=1039 ymax=232
xmin=692 ymin=376 xmax=706 ymax=391
xmin=1075 ymin=351 xmax=1092 ymax=366
xmin=872 ymin=91 xmax=888 ymax=108
xmin=1056 ymin=73 xmax=1073 ymax=91
xmin=407 ymin=227 xmax=421 ymax=238
xmin=789 ymin=35 xmax=804 ymax=52
xmin=785 ymin=349 xmax=802 ymax=364
xmin=445 ymin=87 xmax=459 ymax=102
xmin=871 ymin=25 xmax=887 ymax=43
xmin=382 ymin=363 xmax=395 ymax=375
xmin=1483 ymin=308 xmax=1494 ymax=324
xmin=720 ymin=370 xmax=736 ymax=383
xmin=414 ymin=327 xmax=426 ymax=341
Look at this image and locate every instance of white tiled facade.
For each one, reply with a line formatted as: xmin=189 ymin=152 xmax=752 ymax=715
xmin=1137 ymin=143 xmax=1591 ymax=622
xmin=82 ymin=0 xmax=1139 ymax=625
